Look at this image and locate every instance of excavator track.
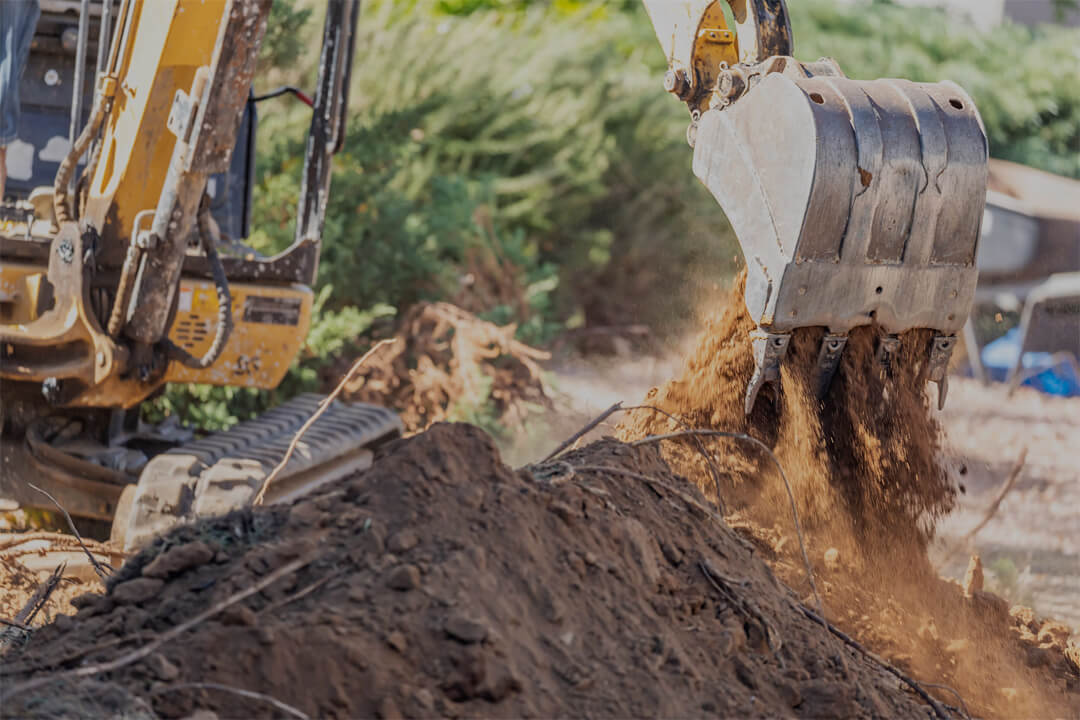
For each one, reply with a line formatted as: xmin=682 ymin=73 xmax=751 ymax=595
xmin=115 ymin=394 xmax=402 ymax=551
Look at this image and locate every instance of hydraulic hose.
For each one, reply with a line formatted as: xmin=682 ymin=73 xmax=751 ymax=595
xmin=53 ymin=96 xmax=108 ymax=225
xmin=165 ymin=197 xmax=233 ymax=369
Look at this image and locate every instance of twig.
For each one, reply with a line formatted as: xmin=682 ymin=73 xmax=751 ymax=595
xmin=259 ymin=571 xmax=340 ymax=616
xmin=150 ymin=682 xmax=310 ymax=720
xmin=936 ymin=447 xmax=1027 ymax=571
xmin=795 ymin=603 xmax=952 ymax=720
xmin=28 ymin=483 xmax=113 ymax=581
xmin=631 ymin=428 xmax=842 ymax=672
xmin=700 ymin=560 xmax=780 ymax=655
xmin=252 ymin=339 xmax=395 ymax=506
xmin=2 ymin=554 xmax=315 ymax=700
xmin=570 ymin=464 xmax=722 ymax=521
xmin=623 ymin=404 xmax=728 ymax=515
xmin=921 ymin=682 xmax=972 ymax=720
xmin=540 ymin=401 xmax=623 ymax=463
xmin=0 ymin=617 xmax=31 ymax=631
xmin=15 ymin=563 xmax=65 ymax=625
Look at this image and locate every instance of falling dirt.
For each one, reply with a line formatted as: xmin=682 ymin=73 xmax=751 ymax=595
xmin=341 ymin=302 xmax=552 ymax=433
xmin=617 ymin=270 xmax=1080 ymax=718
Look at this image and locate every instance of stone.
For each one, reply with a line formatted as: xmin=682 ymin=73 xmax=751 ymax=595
xmin=387 ymin=631 xmax=408 ymax=653
xmin=377 ymin=696 xmax=403 ymax=720
xmin=221 ymin=605 xmax=257 ymax=627
xmin=146 ymin=653 xmax=180 ymax=681
xmin=412 ymin=688 xmax=435 ymax=711
xmin=182 ymin=711 xmax=219 ymax=720
xmin=387 ymin=530 xmax=419 ymax=554
xmin=112 ymin=577 xmax=164 ymax=605
xmin=386 ymin=564 xmax=420 ymax=591
xmin=1024 ymin=645 xmax=1053 ymax=668
xmin=143 ymin=541 xmax=215 ymax=579
xmin=823 ymin=548 xmax=840 ymax=572
xmin=963 ymin=555 xmax=983 ymax=597
xmin=445 ymin=614 xmax=488 ymax=644
xmin=659 ymin=541 xmax=683 ymax=567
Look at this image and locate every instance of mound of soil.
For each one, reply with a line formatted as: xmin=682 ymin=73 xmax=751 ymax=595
xmin=616 ymin=271 xmax=1080 ymax=717
xmin=342 ymin=302 xmax=551 ymax=433
xmin=5 ymin=424 xmax=946 ymax=719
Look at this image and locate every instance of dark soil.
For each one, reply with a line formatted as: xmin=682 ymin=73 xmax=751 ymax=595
xmin=4 ymin=423 xmax=941 ymax=720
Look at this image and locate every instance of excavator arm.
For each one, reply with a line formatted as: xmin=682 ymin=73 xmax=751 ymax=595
xmin=643 ymin=0 xmax=989 ymax=413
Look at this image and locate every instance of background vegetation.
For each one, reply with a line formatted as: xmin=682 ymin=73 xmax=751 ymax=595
xmin=150 ymin=0 xmax=1080 ymax=429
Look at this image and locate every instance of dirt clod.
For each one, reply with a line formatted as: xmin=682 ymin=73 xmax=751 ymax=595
xmin=111 ymin=577 xmax=165 ymax=605
xmin=142 ymin=542 xmax=215 ymax=579
xmin=386 ymin=564 xmax=421 ymax=591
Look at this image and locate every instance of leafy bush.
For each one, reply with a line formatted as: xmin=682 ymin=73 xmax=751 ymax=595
xmin=151 ymin=0 xmax=1079 ymax=431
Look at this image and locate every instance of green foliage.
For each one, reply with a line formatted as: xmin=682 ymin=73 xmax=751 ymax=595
xmin=156 ymin=0 xmax=1080 ymax=432
xmin=258 ymin=0 xmax=314 ymax=71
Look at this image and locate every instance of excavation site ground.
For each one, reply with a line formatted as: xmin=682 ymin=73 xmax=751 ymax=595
xmin=1 ymin=290 xmax=1078 ymax=720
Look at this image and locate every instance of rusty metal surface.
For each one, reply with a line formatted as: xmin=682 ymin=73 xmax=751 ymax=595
xmin=185 ymin=0 xmax=272 ymax=175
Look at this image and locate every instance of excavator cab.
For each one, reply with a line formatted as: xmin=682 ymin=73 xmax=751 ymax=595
xmin=1 ymin=0 xmax=401 ymax=548
xmin=644 ymin=0 xmax=989 ymax=413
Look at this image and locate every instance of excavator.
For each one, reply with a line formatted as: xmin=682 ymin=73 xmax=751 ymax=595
xmin=0 ymin=0 xmax=988 ymax=553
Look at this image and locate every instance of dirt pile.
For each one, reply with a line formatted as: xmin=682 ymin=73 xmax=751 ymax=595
xmin=342 ymin=302 xmax=551 ymax=432
xmin=5 ymin=424 xmax=949 ymax=719
xmin=616 ymin=271 xmax=1080 ymax=717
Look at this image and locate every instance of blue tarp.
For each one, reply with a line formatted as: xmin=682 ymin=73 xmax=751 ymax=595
xmin=981 ymin=327 xmax=1080 ymax=397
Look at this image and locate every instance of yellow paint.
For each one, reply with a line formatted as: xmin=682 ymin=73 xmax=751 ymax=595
xmin=0 ymin=263 xmax=47 ymax=324
xmin=163 ymin=281 xmax=312 ymax=389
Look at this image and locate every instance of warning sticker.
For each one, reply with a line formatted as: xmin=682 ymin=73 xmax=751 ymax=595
xmin=242 ymin=295 xmax=302 ymax=326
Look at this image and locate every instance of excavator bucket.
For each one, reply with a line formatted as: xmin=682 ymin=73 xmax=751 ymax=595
xmin=644 ymin=0 xmax=989 ymax=413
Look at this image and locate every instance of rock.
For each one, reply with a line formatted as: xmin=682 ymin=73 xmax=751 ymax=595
xmin=733 ymin=656 xmax=757 ymax=690
xmin=386 ymin=564 xmax=421 ymax=591
xmin=1000 ymin=687 xmax=1019 ymax=703
xmin=387 ymin=631 xmax=407 ymax=653
xmin=182 ymin=711 xmax=219 ymax=720
xmin=963 ymin=555 xmax=984 ymax=597
xmin=823 ymin=548 xmax=840 ymax=572
xmin=52 ymin=614 xmax=73 ymax=632
xmin=112 ymin=577 xmax=164 ymax=605
xmin=659 ymin=541 xmax=683 ymax=567
xmin=376 ymin=696 xmax=403 ymax=720
xmin=146 ymin=653 xmax=180 ymax=681
xmin=621 ymin=518 xmax=660 ymax=587
xmin=387 ymin=530 xmax=419 ymax=554
xmin=143 ymin=541 xmax=215 ymax=579
xmin=221 ymin=605 xmax=257 ymax=627
xmin=548 ymin=500 xmax=575 ymax=523
xmin=71 ymin=593 xmax=100 ymax=609
xmin=777 ymin=681 xmax=802 ymax=708
xmin=257 ymin=627 xmax=275 ymax=646
xmin=445 ymin=614 xmax=488 ymax=644
xmin=560 ymin=631 xmax=575 ymax=646
xmin=412 ymin=688 xmax=435 ymax=711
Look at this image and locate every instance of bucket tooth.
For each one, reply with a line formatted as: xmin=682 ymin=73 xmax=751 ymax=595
xmin=745 ymin=330 xmax=791 ymax=415
xmin=815 ymin=334 xmax=848 ymax=399
xmin=875 ymin=335 xmax=901 ymax=374
xmin=927 ymin=334 xmax=957 ymax=410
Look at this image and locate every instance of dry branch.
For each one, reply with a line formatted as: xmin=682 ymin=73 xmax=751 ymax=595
xmin=252 ymin=339 xmax=395 ymax=506
xmin=795 ymin=603 xmax=955 ymax=720
xmin=2 ymin=554 xmax=315 ymax=700
xmin=630 ymin=428 xmax=842 ymax=672
xmin=28 ymin=483 xmax=113 ymax=581
xmin=540 ymin=401 xmax=623 ymax=463
xmin=150 ymin=682 xmax=310 ymax=720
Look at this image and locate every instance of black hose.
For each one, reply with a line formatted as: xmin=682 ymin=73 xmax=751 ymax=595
xmin=165 ymin=197 xmax=233 ymax=369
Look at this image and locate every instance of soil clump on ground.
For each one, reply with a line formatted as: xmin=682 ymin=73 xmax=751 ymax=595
xmin=5 ymin=424 xmax=958 ymax=719
xmin=339 ymin=302 xmax=552 ymax=433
